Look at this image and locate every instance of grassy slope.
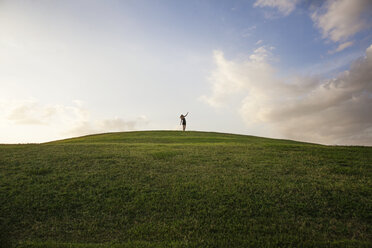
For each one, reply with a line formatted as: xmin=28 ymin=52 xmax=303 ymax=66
xmin=0 ymin=131 xmax=371 ymax=247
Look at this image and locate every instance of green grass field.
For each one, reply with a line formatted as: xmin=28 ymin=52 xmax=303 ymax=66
xmin=1 ymin=131 xmax=371 ymax=247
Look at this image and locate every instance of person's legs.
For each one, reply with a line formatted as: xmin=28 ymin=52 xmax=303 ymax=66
xmin=183 ymin=125 xmax=186 ymax=131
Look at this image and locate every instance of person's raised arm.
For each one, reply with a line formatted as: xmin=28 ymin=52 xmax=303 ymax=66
xmin=184 ymin=112 xmax=189 ymax=117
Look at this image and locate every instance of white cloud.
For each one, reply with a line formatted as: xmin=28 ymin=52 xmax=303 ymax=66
xmin=200 ymin=47 xmax=275 ymax=107
xmin=311 ymin=0 xmax=372 ymax=43
xmin=256 ymin=40 xmax=263 ymax=45
xmin=254 ymin=0 xmax=298 ymax=16
xmin=7 ymin=100 xmax=48 ymax=125
xmin=202 ymin=44 xmax=372 ymax=145
xmin=0 ymin=99 xmax=148 ymax=143
xmin=241 ymin=25 xmax=256 ymax=37
xmin=3 ymin=99 xmax=88 ymax=126
xmin=328 ymin=41 xmax=354 ymax=54
xmin=65 ymin=115 xmax=149 ymax=137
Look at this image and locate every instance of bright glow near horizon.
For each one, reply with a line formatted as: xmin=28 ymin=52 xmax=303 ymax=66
xmin=1 ymin=0 xmax=372 ymax=145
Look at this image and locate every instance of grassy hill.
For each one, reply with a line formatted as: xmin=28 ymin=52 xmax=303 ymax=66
xmin=0 ymin=131 xmax=371 ymax=247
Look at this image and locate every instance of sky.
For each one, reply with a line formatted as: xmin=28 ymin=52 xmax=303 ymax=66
xmin=1 ymin=0 xmax=372 ymax=145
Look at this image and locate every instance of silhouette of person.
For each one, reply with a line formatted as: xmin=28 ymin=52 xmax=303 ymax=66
xmin=180 ymin=112 xmax=189 ymax=131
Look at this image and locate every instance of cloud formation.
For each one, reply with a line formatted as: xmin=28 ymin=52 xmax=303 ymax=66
xmin=311 ymin=0 xmax=372 ymax=43
xmin=65 ymin=115 xmax=148 ymax=137
xmin=200 ymin=46 xmax=276 ymax=108
xmin=202 ymin=45 xmax=372 ymax=145
xmin=328 ymin=41 xmax=354 ymax=54
xmin=254 ymin=0 xmax=372 ymax=53
xmin=254 ymin=0 xmax=298 ymax=16
xmin=0 ymin=100 xmax=148 ymax=142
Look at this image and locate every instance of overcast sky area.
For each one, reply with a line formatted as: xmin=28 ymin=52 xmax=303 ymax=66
xmin=1 ymin=0 xmax=372 ymax=145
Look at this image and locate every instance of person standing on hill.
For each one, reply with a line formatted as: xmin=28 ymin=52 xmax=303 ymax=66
xmin=180 ymin=112 xmax=189 ymax=131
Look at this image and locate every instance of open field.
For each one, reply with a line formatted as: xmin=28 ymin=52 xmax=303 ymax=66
xmin=0 ymin=131 xmax=371 ymax=247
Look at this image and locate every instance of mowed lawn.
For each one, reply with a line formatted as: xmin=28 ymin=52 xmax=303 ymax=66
xmin=0 ymin=131 xmax=371 ymax=247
